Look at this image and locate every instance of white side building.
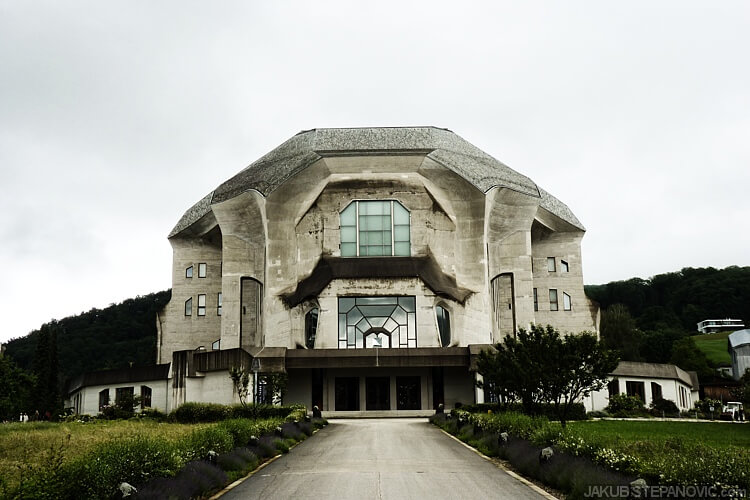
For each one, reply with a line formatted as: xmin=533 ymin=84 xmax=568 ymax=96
xmin=584 ymin=361 xmax=699 ymax=413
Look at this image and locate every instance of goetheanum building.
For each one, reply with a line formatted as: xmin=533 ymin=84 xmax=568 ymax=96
xmin=68 ymin=127 xmax=599 ymax=416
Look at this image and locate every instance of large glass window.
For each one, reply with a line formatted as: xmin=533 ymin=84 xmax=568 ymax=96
xmin=436 ymin=306 xmax=451 ymax=347
xmin=340 ymin=200 xmax=410 ymax=257
xmin=338 ymin=296 xmax=416 ymax=348
xmin=305 ymin=308 xmax=319 ymax=349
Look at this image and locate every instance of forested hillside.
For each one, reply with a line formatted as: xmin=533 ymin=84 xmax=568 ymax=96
xmin=585 ymin=266 xmax=750 ymax=331
xmin=4 ymin=290 xmax=171 ymax=383
xmin=586 ymin=266 xmax=750 ymax=378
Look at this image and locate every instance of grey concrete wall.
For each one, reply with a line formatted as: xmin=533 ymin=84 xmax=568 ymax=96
xmin=158 ymin=232 xmax=223 ymax=363
xmin=530 ymin=210 xmax=598 ymax=334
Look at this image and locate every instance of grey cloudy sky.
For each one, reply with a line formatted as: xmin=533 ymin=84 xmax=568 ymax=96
xmin=2 ymin=1 xmax=749 ymax=343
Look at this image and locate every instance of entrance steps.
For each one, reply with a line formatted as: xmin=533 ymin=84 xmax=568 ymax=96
xmin=322 ymin=409 xmax=434 ymax=418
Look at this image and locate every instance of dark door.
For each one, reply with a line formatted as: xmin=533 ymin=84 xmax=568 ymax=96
xmin=397 ymin=376 xmax=421 ymax=410
xmin=366 ymin=377 xmax=390 ymax=410
xmin=312 ymin=369 xmax=324 ymax=410
xmin=431 ymin=367 xmax=444 ymax=409
xmin=335 ymin=377 xmax=359 ymax=411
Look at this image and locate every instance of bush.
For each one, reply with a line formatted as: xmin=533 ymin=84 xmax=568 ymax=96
xmin=172 ymin=402 xmax=230 ymax=423
xmin=604 ymin=394 xmax=647 ymax=417
xmin=171 ymin=402 xmax=305 ymax=423
xmin=649 ymin=398 xmax=680 ymax=417
xmin=461 ymin=402 xmax=588 ymax=422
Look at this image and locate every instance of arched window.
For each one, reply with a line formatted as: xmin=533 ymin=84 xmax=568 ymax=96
xmin=436 ymin=305 xmax=451 ymax=347
xmin=305 ymin=308 xmax=319 ymax=349
xmin=340 ymin=200 xmax=410 ymax=257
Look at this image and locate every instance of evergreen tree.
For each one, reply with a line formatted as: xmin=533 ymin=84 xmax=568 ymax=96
xmin=31 ymin=321 xmax=62 ymax=419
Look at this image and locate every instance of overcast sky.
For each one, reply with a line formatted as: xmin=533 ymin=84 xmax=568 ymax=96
xmin=1 ymin=1 xmax=749 ymax=343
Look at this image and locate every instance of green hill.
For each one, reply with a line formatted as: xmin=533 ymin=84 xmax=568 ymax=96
xmin=692 ymin=331 xmax=732 ymax=367
xmin=4 ymin=290 xmax=171 ymax=383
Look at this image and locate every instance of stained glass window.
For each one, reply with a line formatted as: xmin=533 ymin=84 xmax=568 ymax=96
xmin=338 ymin=296 xmax=417 ymax=348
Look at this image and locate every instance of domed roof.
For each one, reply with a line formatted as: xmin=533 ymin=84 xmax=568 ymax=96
xmin=170 ymin=127 xmax=583 ymax=236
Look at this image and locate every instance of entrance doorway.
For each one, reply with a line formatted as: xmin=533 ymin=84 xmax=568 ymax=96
xmin=335 ymin=377 xmax=359 ymax=411
xmin=396 ymin=376 xmax=421 ymax=410
xmin=366 ymin=377 xmax=390 ymax=410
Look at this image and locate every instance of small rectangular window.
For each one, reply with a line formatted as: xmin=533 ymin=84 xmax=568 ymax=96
xmin=547 ymin=257 xmax=556 ymax=272
xmin=198 ymin=263 xmax=207 ymax=278
xmin=561 ymin=260 xmax=569 ymax=272
xmin=217 ymin=292 xmax=222 ymax=316
xmin=185 ymin=297 xmax=192 ymax=316
xmin=549 ymin=289 xmax=558 ymax=311
xmin=563 ymin=292 xmax=572 ymax=311
xmin=533 ymin=288 xmax=538 ymax=312
xmin=197 ymin=294 xmax=206 ymax=316
xmin=186 ymin=265 xmax=193 ymax=278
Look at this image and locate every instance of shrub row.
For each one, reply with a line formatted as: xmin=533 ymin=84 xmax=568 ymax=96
xmin=432 ymin=412 xmax=635 ymax=499
xmin=8 ymin=415 xmax=326 ymax=500
xmin=436 ymin=410 xmax=750 ymax=495
xmin=459 ymin=402 xmax=587 ymax=422
xmin=170 ymin=402 xmax=306 ymax=423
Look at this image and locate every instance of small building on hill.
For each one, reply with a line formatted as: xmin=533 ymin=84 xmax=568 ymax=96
xmin=697 ymin=319 xmax=745 ymax=334
xmin=729 ymin=329 xmax=750 ymax=380
xmin=65 ymin=127 xmax=599 ymax=416
xmin=584 ymin=361 xmax=699 ymax=413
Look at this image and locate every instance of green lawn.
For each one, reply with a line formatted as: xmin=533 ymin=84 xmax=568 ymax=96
xmin=568 ymin=419 xmax=750 ymax=448
xmin=562 ymin=419 xmax=750 ymax=487
xmin=0 ymin=420 xmax=207 ymax=494
xmin=692 ymin=331 xmax=732 ymax=366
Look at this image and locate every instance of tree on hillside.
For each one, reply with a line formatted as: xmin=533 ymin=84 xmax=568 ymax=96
xmin=600 ymin=304 xmax=642 ymax=361
xmin=669 ymin=337 xmax=713 ymax=380
xmin=0 ymin=355 xmax=35 ymax=421
xmin=32 ymin=321 xmax=62 ymax=418
xmin=476 ymin=324 xmax=619 ymax=427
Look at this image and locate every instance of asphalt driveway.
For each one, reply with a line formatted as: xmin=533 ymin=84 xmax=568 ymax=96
xmin=220 ymin=418 xmax=551 ymax=500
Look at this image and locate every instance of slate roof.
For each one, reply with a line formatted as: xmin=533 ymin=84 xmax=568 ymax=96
xmin=611 ymin=361 xmax=696 ymax=388
xmin=729 ymin=329 xmax=750 ymax=349
xmin=170 ymin=127 xmax=584 ymax=237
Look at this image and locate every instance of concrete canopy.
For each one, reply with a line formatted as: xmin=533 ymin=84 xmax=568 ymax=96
xmin=170 ymin=127 xmax=584 ymax=237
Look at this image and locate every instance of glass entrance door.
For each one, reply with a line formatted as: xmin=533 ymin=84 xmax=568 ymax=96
xmin=366 ymin=377 xmax=390 ymax=410
xmin=397 ymin=376 xmax=421 ymax=410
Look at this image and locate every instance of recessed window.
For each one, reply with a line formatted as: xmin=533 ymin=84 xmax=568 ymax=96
xmin=561 ymin=260 xmax=569 ymax=273
xmin=115 ymin=386 xmax=134 ymax=405
xmin=141 ymin=386 xmax=152 ymax=408
xmin=197 ymin=294 xmax=206 ymax=316
xmin=340 ymin=200 xmax=410 ymax=257
xmin=607 ymin=379 xmax=619 ymax=398
xmin=185 ymin=297 xmax=192 ymax=316
xmin=338 ymin=296 xmax=416 ymax=348
xmin=563 ymin=292 xmax=571 ymax=311
xmin=651 ymin=382 xmax=662 ymax=401
xmin=198 ymin=263 xmax=207 ymax=278
xmin=436 ymin=305 xmax=451 ymax=347
xmin=305 ymin=308 xmax=319 ymax=349
xmin=533 ymin=288 xmax=538 ymax=312
xmin=549 ymin=289 xmax=558 ymax=311
xmin=626 ymin=381 xmax=645 ymax=401
xmin=186 ymin=266 xmax=193 ymax=278
xmin=547 ymin=257 xmax=556 ymax=272
xmin=98 ymin=389 xmax=109 ymax=411
xmin=211 ymin=339 xmax=220 ymax=350
xmin=217 ymin=292 xmax=222 ymax=316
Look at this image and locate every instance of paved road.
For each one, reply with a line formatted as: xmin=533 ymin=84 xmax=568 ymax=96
xmin=221 ymin=418 xmax=550 ymax=500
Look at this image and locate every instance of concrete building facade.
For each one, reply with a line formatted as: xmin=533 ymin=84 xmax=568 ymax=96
xmin=69 ymin=127 xmax=599 ymax=415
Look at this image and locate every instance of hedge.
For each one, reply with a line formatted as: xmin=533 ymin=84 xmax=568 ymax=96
xmin=460 ymin=402 xmax=587 ymax=422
